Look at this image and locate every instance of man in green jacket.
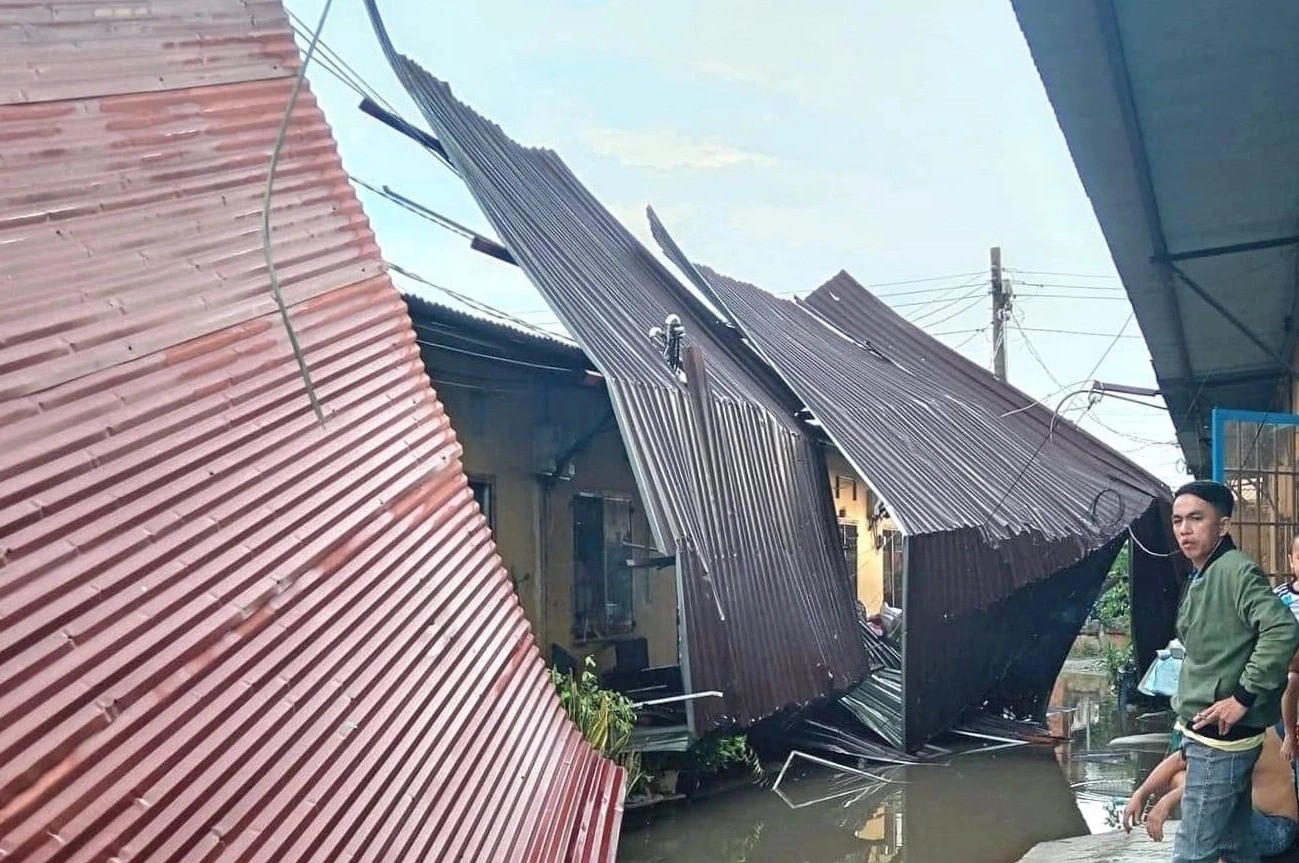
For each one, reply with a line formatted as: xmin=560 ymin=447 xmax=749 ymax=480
xmin=1171 ymin=480 xmax=1299 ymax=863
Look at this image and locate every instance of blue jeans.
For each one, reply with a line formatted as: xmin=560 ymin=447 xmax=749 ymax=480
xmin=1174 ymin=740 xmax=1262 ymax=863
xmin=1251 ymin=811 xmax=1297 ymax=857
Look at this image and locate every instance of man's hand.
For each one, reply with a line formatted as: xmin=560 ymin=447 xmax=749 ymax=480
xmin=1283 ymin=731 xmax=1296 ymax=762
xmin=1192 ymin=696 xmax=1249 ymax=735
xmin=1122 ymin=792 xmax=1147 ymax=834
xmin=1146 ymin=797 xmax=1174 ymax=842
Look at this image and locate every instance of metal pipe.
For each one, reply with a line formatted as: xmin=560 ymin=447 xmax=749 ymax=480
xmin=1159 ymin=234 xmax=1299 ymax=263
xmin=631 ymin=690 xmax=723 ymax=709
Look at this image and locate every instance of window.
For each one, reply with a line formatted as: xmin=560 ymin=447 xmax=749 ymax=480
xmin=881 ymin=529 xmax=904 ymax=607
xmin=468 ymin=478 xmax=494 ymax=532
xmin=839 ymin=520 xmax=860 ymax=594
xmin=572 ymin=494 xmax=635 ymax=640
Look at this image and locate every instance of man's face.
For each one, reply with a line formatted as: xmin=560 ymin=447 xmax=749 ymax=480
xmin=1290 ymin=539 xmax=1299 ymax=579
xmin=1172 ymin=493 xmax=1227 ymax=564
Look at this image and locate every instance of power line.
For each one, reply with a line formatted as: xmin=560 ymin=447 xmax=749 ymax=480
xmin=770 ymin=272 xmax=985 ymax=299
xmin=1005 ymin=268 xmax=1122 ymax=281
xmin=914 ymin=292 xmax=987 ymax=329
xmin=1079 ymin=311 xmax=1136 ymax=383
xmin=286 ymin=9 xmax=399 ymax=114
xmin=947 ymin=327 xmax=989 ymax=351
xmin=352 ymin=175 xmax=476 ymax=239
xmin=263 ymin=0 xmax=335 ymax=425
xmin=1018 ymin=326 xmax=1141 ymax=339
xmin=1018 ymin=293 xmax=1129 ymax=302
xmin=984 ymin=387 xmax=1101 ymax=527
xmin=1081 ymin=412 xmax=1177 ymax=448
xmin=412 ymin=336 xmax=587 ymax=374
xmin=1010 ymin=316 xmax=1063 ymax=388
xmin=904 ymin=273 xmax=990 ymax=320
xmin=387 ymin=261 xmax=571 ymax=343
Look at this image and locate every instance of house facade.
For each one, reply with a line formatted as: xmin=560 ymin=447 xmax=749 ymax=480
xmin=406 ymin=297 xmax=891 ymax=682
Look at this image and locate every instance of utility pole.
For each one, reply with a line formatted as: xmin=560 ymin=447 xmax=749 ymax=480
xmin=990 ymin=246 xmax=1012 ymax=381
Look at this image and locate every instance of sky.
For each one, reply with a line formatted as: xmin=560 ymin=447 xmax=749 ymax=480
xmin=284 ymin=0 xmax=1190 ymax=488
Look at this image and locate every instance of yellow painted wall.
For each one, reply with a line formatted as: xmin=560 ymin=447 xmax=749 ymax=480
xmin=430 ymin=352 xmax=679 ymax=671
xmin=825 ymin=449 xmax=889 ymax=613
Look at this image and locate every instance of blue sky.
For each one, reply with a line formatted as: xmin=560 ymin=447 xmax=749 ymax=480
xmin=285 ymin=0 xmax=1188 ymax=486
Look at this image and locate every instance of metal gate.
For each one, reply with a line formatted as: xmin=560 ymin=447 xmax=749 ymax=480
xmin=1212 ymin=408 xmax=1299 ymax=580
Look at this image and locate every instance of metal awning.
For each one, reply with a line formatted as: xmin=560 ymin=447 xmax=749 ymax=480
xmin=1012 ymin=0 xmax=1299 ymax=476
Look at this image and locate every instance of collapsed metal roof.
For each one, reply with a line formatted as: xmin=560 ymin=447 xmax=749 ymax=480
xmin=1011 ymin=0 xmax=1299 ymax=476
xmin=0 ymin=2 xmax=623 ymax=860
xmin=649 ymin=213 xmax=1170 ymax=746
xmin=364 ymin=2 xmax=869 ymax=734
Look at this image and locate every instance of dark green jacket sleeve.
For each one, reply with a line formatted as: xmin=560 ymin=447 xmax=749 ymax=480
xmin=1236 ymin=559 xmax=1299 ymax=700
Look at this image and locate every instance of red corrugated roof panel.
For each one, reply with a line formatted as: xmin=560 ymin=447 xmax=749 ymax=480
xmin=0 ymin=2 xmax=624 ymax=860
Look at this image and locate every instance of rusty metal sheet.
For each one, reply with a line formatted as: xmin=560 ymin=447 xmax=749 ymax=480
xmin=0 ymin=1 xmax=624 ymax=860
xmin=1 ymin=0 xmax=298 ymax=105
xmin=647 ymin=218 xmax=1169 ymax=746
xmin=363 ymin=2 xmax=869 ymax=734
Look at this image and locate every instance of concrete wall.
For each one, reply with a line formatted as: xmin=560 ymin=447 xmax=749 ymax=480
xmin=430 ymin=351 xmax=679 ymax=671
xmin=826 ymin=449 xmax=890 ymax=613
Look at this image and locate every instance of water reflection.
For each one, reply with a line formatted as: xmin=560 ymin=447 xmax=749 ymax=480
xmin=618 ymin=668 xmax=1170 ymax=862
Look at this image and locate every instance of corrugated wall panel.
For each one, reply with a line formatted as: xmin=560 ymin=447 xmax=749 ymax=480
xmin=0 ymin=1 xmax=623 ymax=860
xmin=647 ymin=214 xmax=1169 ymax=747
xmin=1 ymin=0 xmax=297 ymax=105
xmin=364 ymin=2 xmax=869 ymax=734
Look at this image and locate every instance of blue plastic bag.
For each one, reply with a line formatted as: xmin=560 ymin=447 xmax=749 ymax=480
xmin=1137 ymin=639 xmax=1183 ymax=697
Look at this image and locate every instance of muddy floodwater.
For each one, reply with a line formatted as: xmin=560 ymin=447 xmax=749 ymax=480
xmin=618 ymin=663 xmax=1167 ymax=863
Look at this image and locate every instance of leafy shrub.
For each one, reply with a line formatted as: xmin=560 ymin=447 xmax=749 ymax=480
xmin=550 ymin=656 xmax=646 ymax=794
xmin=691 ymin=733 xmax=762 ymax=777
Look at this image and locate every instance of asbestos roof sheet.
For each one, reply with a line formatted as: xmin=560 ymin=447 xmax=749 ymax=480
xmin=364 ymin=1 xmax=869 ymax=733
xmin=1011 ymin=0 xmax=1299 ymax=475
xmin=0 ymin=2 xmax=624 ymax=860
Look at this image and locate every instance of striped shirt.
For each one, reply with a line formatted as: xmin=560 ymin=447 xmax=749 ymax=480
xmin=1273 ymin=580 xmax=1299 ymax=624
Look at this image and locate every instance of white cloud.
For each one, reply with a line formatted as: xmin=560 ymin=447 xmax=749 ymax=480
xmin=581 ymin=127 xmax=780 ymax=171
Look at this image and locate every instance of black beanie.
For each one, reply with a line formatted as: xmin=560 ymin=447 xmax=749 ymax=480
xmin=1174 ymin=480 xmax=1235 ymax=517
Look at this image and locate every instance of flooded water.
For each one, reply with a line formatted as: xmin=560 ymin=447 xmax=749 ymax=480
xmin=618 ymin=663 xmax=1169 ymax=863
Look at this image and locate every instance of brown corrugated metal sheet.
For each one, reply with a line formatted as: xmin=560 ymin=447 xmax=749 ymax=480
xmin=648 ymin=216 xmax=1169 ymax=746
xmin=363 ymin=1 xmax=869 ymax=734
xmin=0 ymin=2 xmax=624 ymax=860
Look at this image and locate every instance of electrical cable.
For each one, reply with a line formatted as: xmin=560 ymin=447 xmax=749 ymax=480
xmin=905 ymin=274 xmax=989 ymax=323
xmin=913 ymin=292 xmax=986 ymax=329
xmin=413 ymin=338 xmax=589 ymax=374
xmin=1009 ymin=312 xmax=1063 ymax=388
xmin=1005 ymin=268 xmax=1123 ymax=281
xmin=984 ymin=387 xmax=1101 ymax=527
xmin=1017 ymin=293 xmax=1130 ymax=302
xmin=388 ymin=261 xmax=569 ymax=342
xmin=262 ymin=0 xmax=335 ymax=425
xmin=1079 ymin=311 xmax=1135 ymax=384
xmin=947 ymin=327 xmax=989 ymax=351
xmin=286 ymin=9 xmax=399 ymax=113
xmin=1128 ymin=524 xmax=1180 ymax=558
xmin=1018 ymin=326 xmax=1141 ymax=339
xmin=351 ymin=175 xmax=478 ymax=239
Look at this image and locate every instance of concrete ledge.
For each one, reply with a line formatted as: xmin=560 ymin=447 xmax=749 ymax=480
xmin=1016 ymin=825 xmax=1175 ymax=862
xmin=1018 ymin=824 xmax=1299 ymax=863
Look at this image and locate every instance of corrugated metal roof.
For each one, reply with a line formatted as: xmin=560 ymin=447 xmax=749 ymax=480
xmin=0 ymin=2 xmax=624 ymax=860
xmin=402 ymin=292 xmax=588 ymax=363
xmin=363 ymin=1 xmax=869 ymax=734
xmin=648 ymin=213 xmax=1168 ymax=745
xmin=1011 ymin=0 xmax=1299 ymax=476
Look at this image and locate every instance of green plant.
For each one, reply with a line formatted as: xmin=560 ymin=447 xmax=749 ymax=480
xmin=550 ymin=656 xmax=648 ymax=794
xmin=691 ymin=733 xmax=763 ymax=777
xmin=1100 ymin=639 xmax=1134 ymax=691
xmin=1094 ymin=546 xmax=1132 ymax=626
